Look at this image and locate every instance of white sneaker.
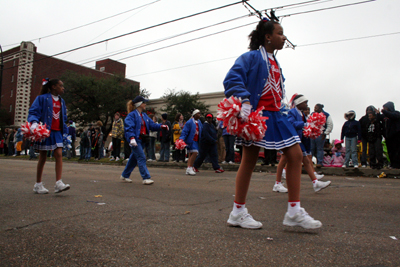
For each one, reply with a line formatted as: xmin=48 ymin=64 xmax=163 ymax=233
xmin=314 ymin=172 xmax=324 ymax=180
xmin=221 ymin=161 xmax=227 ymax=164
xmin=115 ymin=157 xmax=120 ymax=161
xmin=228 ymin=161 xmax=235 ymax=165
xmin=120 ymin=176 xmax=132 ymax=183
xmin=54 ymin=180 xmax=70 ymax=193
xmin=273 ymin=183 xmax=288 ymax=193
xmin=147 ymin=159 xmax=153 ymax=162
xmin=33 ymin=183 xmax=49 ymax=194
xmin=342 ymin=165 xmax=346 ymax=168
xmin=282 ymin=169 xmax=286 ymax=179
xmin=313 ymin=180 xmax=331 ymax=192
xmin=361 ymin=165 xmax=367 ymax=168
xmin=354 ymin=165 xmax=359 ymax=169
xmin=109 ymin=157 xmax=115 ymax=161
xmin=227 ymin=208 xmax=262 ymax=229
xmin=283 ymin=208 xmax=322 ymax=229
xmin=186 ymin=167 xmax=196 ymax=176
xmin=142 ymin=179 xmax=154 ymax=185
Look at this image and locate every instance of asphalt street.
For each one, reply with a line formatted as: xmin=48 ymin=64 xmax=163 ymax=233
xmin=0 ymin=159 xmax=399 ymax=266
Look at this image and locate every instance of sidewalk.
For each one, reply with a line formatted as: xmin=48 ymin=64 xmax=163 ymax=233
xmin=2 ymin=155 xmax=399 ymax=178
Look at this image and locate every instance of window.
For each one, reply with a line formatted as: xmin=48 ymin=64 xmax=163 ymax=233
xmin=10 ymin=90 xmax=13 ymax=97
xmin=11 ymin=75 xmax=14 ymax=82
xmin=100 ymin=67 xmax=105 ymax=72
xmin=9 ymin=104 xmax=12 ymax=112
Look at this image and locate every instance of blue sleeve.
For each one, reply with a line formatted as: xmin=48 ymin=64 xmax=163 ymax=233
xmin=62 ymin=99 xmax=68 ymax=134
xmin=223 ymin=53 xmax=252 ymax=100
xmin=28 ymin=96 xmax=43 ymax=123
xmin=287 ymin=110 xmax=305 ymax=130
xmin=148 ymin=118 xmax=161 ymax=131
xmin=124 ymin=113 xmax=137 ymax=140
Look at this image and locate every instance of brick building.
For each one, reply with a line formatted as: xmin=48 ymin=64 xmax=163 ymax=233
xmin=0 ymin=41 xmax=139 ymax=127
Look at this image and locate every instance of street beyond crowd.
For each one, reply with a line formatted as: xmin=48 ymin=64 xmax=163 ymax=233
xmin=1 ymin=159 xmax=399 ymax=266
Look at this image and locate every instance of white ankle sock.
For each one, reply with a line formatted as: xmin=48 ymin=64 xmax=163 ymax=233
xmin=36 ymin=182 xmax=42 ymax=186
xmin=232 ymin=201 xmax=245 ymax=216
xmin=312 ymin=179 xmax=318 ymax=187
xmin=275 ymin=181 xmax=282 ymax=185
xmin=288 ymin=201 xmax=300 ymax=217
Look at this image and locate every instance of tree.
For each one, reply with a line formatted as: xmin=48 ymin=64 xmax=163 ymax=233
xmin=60 ymin=71 xmax=139 ymax=137
xmin=160 ymin=89 xmax=210 ymax=122
xmin=0 ymin=107 xmax=11 ymax=133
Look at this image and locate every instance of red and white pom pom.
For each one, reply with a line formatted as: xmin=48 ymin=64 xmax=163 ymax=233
xmin=217 ymin=96 xmax=242 ymax=135
xmin=175 ymin=139 xmax=187 ymax=150
xmin=303 ymin=113 xmax=326 ymax=139
xmin=21 ymin=121 xmax=50 ymax=141
xmin=33 ymin=123 xmax=50 ymax=142
xmin=239 ymin=107 xmax=268 ymax=141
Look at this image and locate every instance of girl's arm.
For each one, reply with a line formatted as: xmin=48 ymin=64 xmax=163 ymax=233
xmin=124 ymin=114 xmax=137 ymax=140
xmin=148 ymin=117 xmax=161 ymax=131
xmin=27 ymin=96 xmax=43 ymax=123
xmin=223 ymin=53 xmax=252 ymax=100
xmin=287 ymin=110 xmax=305 ymax=130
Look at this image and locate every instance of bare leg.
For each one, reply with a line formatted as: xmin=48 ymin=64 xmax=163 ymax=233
xmin=53 ymin=147 xmax=63 ymax=181
xmin=281 ymin=144 xmax=302 ymax=201
xmin=187 ymin=152 xmax=198 ymax=167
xmin=36 ymin=150 xmax=48 ymax=183
xmin=234 ymin=145 xmax=260 ymax=204
xmin=276 ymin=154 xmax=287 ymax=183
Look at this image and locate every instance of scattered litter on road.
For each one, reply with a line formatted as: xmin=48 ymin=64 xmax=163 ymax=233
xmin=94 ymin=195 xmax=102 ymax=198
xmin=91 ymin=180 xmax=99 ymax=183
xmin=97 ymin=203 xmax=106 ymax=205
xmin=378 ymin=172 xmax=386 ymax=178
xmin=259 ymin=197 xmax=266 ymax=199
xmin=184 ymin=211 xmax=190 ymax=215
xmin=345 ymin=177 xmax=355 ymax=180
xmin=87 ymin=200 xmax=106 ymax=205
xmin=266 ymin=237 xmax=273 ymax=241
xmin=390 ymin=236 xmax=397 ymax=240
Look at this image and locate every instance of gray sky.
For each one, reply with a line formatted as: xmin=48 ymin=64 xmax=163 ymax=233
xmin=2 ymin=0 xmax=399 ymax=140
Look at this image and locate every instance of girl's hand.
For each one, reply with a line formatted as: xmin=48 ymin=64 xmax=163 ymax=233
xmin=130 ymin=138 xmax=137 ymax=147
xmin=240 ymin=103 xmax=252 ymax=122
xmin=30 ymin=122 xmax=38 ymax=133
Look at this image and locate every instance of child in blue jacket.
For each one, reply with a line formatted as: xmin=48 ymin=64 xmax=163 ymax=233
xmin=28 ymin=78 xmax=70 ymax=194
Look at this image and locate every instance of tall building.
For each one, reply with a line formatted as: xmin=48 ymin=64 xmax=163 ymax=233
xmin=0 ymin=41 xmax=139 ymax=126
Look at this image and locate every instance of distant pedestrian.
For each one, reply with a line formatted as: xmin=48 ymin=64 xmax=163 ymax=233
xmin=172 ymin=113 xmax=185 ymax=162
xmin=341 ymin=110 xmax=362 ymax=168
xmin=68 ymin=120 xmax=76 ymax=158
xmin=119 ymin=96 xmax=167 ymax=185
xmin=193 ymin=113 xmax=224 ymax=173
xmin=28 ymin=78 xmax=70 ymax=194
xmin=110 ymin=112 xmax=124 ymax=161
xmin=147 ymin=114 xmax=157 ymax=161
xmin=310 ymin=104 xmax=333 ymax=167
xmin=381 ymin=101 xmax=400 ymax=169
xmin=180 ymin=109 xmax=202 ymax=176
xmin=366 ymin=112 xmax=384 ymax=169
xmin=158 ymin=113 xmax=172 ymax=162
xmin=359 ymin=106 xmax=375 ymax=167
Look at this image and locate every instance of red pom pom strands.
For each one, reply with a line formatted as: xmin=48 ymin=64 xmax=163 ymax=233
xmin=303 ymin=112 xmax=326 ymax=139
xmin=217 ymin=97 xmax=268 ymax=141
xmin=175 ymin=139 xmax=187 ymax=150
xmin=21 ymin=122 xmax=50 ymax=142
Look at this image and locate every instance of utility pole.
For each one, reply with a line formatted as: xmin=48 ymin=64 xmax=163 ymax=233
xmin=0 ymin=44 xmax=3 ymax=107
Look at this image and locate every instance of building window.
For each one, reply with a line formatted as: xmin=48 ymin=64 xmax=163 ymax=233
xmin=9 ymin=104 xmax=12 ymax=112
xmin=100 ymin=67 xmax=105 ymax=72
xmin=13 ymin=60 xmax=16 ymax=66
xmin=10 ymin=90 xmax=13 ymax=97
xmin=11 ymin=75 xmax=14 ymax=82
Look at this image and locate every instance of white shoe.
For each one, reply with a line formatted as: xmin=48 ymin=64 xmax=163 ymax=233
xmin=361 ymin=165 xmax=367 ymax=168
xmin=115 ymin=157 xmax=120 ymax=161
xmin=33 ymin=183 xmax=49 ymax=194
xmin=120 ymin=176 xmax=132 ymax=183
xmin=227 ymin=208 xmax=262 ymax=229
xmin=342 ymin=165 xmax=346 ymax=168
xmin=221 ymin=161 xmax=227 ymax=164
xmin=228 ymin=161 xmax=235 ymax=165
xmin=283 ymin=208 xmax=322 ymax=229
xmin=186 ymin=167 xmax=196 ymax=176
xmin=273 ymin=183 xmax=288 ymax=193
xmin=313 ymin=180 xmax=331 ymax=192
xmin=147 ymin=159 xmax=153 ymax=162
xmin=314 ymin=172 xmax=324 ymax=180
xmin=109 ymin=157 xmax=115 ymax=161
xmin=54 ymin=180 xmax=70 ymax=193
xmin=282 ymin=169 xmax=286 ymax=179
xmin=142 ymin=179 xmax=154 ymax=185
xmin=354 ymin=165 xmax=359 ymax=169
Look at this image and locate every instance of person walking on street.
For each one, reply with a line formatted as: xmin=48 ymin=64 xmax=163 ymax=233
xmin=381 ymin=101 xmax=400 ymax=169
xmin=159 ymin=113 xmax=172 ymax=162
xmin=310 ymin=104 xmax=333 ymax=168
xmin=110 ymin=112 xmax=124 ymax=161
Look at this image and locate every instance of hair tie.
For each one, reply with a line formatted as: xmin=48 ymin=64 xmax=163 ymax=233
xmin=262 ymin=17 xmax=269 ymax=22
xmin=42 ymin=78 xmax=50 ymax=85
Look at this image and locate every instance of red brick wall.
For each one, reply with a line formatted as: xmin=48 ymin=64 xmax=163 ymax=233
xmin=95 ymin=59 xmax=126 ymax=77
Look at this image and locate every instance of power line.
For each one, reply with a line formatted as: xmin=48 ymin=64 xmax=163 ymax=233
xmin=4 ymin=0 xmax=246 ymax=70
xmin=3 ymin=0 xmax=162 ymax=48
xmin=78 ymin=14 xmax=250 ymax=65
xmin=128 ymin=31 xmax=400 ymax=78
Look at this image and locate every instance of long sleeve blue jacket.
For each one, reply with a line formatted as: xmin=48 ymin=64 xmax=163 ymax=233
xmin=124 ymin=110 xmax=161 ymax=140
xmin=180 ymin=118 xmax=202 ymax=146
xmin=287 ymin=108 xmax=306 ymax=139
xmin=27 ymin=93 xmax=68 ymax=134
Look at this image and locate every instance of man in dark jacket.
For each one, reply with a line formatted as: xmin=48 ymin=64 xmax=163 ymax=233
xmin=359 ymin=105 xmax=376 ymax=167
xmin=194 ymin=113 xmax=224 ymax=173
xmin=366 ymin=112 xmax=384 ymax=169
xmin=381 ymin=101 xmax=400 ymax=169
xmin=341 ymin=110 xmax=362 ymax=168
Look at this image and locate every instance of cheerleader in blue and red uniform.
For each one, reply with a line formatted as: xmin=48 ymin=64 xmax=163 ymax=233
xmin=224 ymin=18 xmax=323 ymax=230
xmin=28 ymin=78 xmax=70 ymax=194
